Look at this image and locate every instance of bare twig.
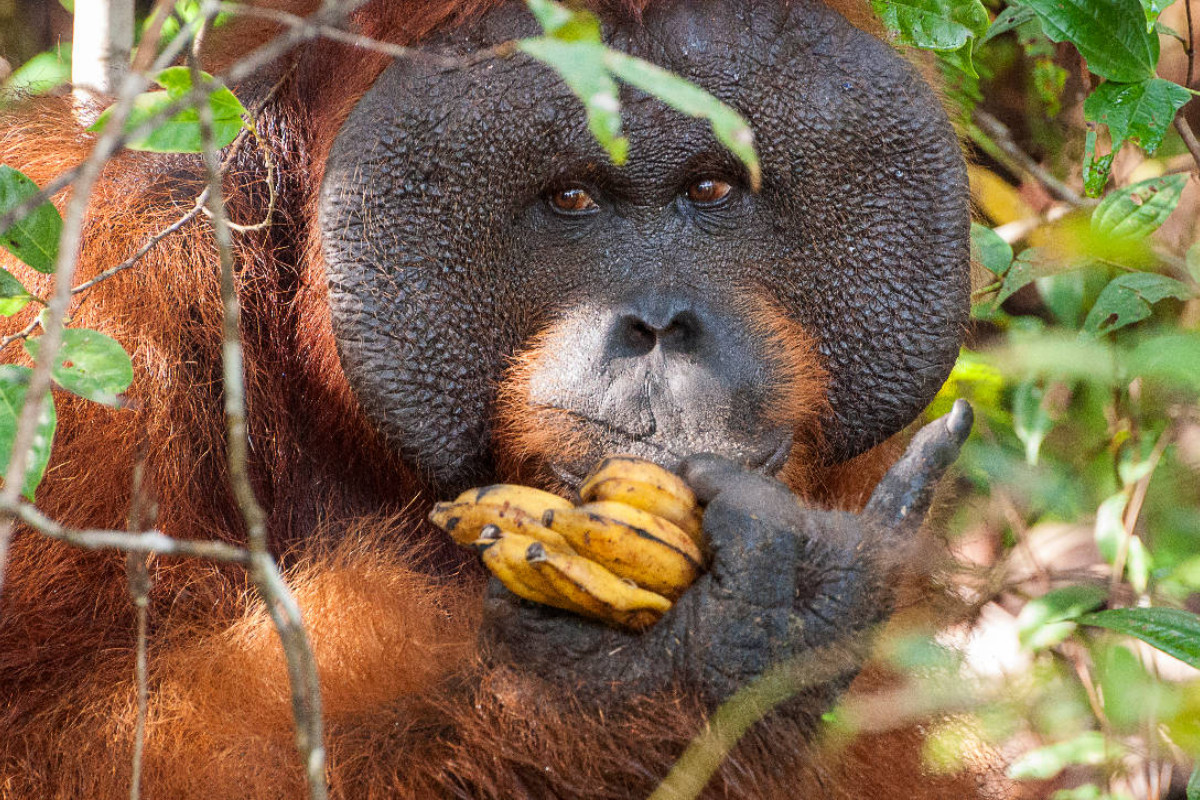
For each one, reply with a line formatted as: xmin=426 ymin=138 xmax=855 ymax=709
xmin=192 ymin=6 xmax=327 ymax=796
xmin=125 ymin=446 xmax=154 ymax=800
xmin=972 ymin=110 xmax=1093 ymax=208
xmin=0 ymin=498 xmax=249 ymax=561
xmin=1175 ymin=116 xmax=1200 ymax=173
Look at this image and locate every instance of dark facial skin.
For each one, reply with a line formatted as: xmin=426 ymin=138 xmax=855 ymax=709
xmin=320 ymin=0 xmax=969 ymax=492
xmin=319 ymin=0 xmax=972 ymax=715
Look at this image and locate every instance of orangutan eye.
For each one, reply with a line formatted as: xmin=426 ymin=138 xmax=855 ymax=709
xmin=549 ymin=187 xmax=600 ymax=214
xmin=686 ymin=178 xmax=733 ymax=207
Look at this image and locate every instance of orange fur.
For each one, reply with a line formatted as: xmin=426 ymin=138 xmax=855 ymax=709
xmin=0 ymin=1 xmax=983 ymax=797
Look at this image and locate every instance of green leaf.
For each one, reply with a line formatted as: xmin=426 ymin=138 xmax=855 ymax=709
xmin=1090 ymin=174 xmax=1187 ymax=240
xmin=1081 ymin=273 xmax=1192 ymax=336
xmin=0 ymin=364 xmax=57 ymax=500
xmin=0 ymin=165 xmax=63 ymax=274
xmin=1188 ymin=763 xmax=1200 ymax=800
xmin=1022 ymin=0 xmax=1158 ymax=82
xmin=1016 ymin=584 xmax=1108 ymax=650
xmin=519 ymin=39 xmax=629 ymax=165
xmin=1094 ymin=492 xmax=1129 ymax=565
xmin=970 ymin=223 xmax=1013 ymax=276
xmin=1128 ymin=332 xmax=1200 ymax=390
xmin=983 ymin=5 xmax=1038 ymax=42
xmin=1006 ymin=731 xmax=1115 ymax=780
xmin=1140 ymin=0 xmax=1176 ymax=30
xmin=996 ymin=247 xmax=1039 ymax=304
xmin=1083 ymin=130 xmax=1115 ymax=197
xmin=525 ymin=0 xmax=601 ymax=41
xmin=24 ymin=328 xmax=133 ymax=406
xmin=88 ymin=67 xmax=248 ymax=153
xmin=1077 ymin=607 xmax=1200 ymax=668
xmin=1084 ymin=79 xmax=1192 ymax=156
xmin=59 ymin=0 xmax=73 ymax=11
xmin=1012 ymin=380 xmax=1052 ymax=465
xmin=0 ymin=268 xmax=33 ymax=316
xmin=872 ymin=0 xmax=988 ymax=50
xmin=602 ymin=51 xmax=759 ymax=189
xmin=3 ymin=48 xmax=71 ymax=97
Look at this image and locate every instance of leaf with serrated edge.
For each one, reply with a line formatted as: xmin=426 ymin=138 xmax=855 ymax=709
xmin=1077 ymin=607 xmax=1200 ymax=669
xmin=1023 ymin=0 xmax=1157 ymax=82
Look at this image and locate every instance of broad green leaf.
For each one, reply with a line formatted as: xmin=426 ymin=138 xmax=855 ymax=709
xmin=1082 ymin=273 xmax=1192 ymax=336
xmin=983 ymin=5 xmax=1038 ymax=42
xmin=0 ymin=165 xmax=63 ymax=273
xmin=0 ymin=268 xmax=32 ymax=316
xmin=1090 ymin=174 xmax=1187 ymax=240
xmin=24 ymin=328 xmax=133 ymax=406
xmin=3 ymin=48 xmax=71 ymax=97
xmin=1006 ymin=731 xmax=1115 ymax=780
xmin=1012 ymin=380 xmax=1051 ymax=465
xmin=1077 ymin=607 xmax=1200 ymax=668
xmin=1083 ymin=79 xmax=1192 ymax=156
xmin=1128 ymin=332 xmax=1200 ymax=390
xmin=970 ymin=223 xmax=1013 ymax=275
xmin=88 ymin=67 xmax=248 ymax=153
xmin=0 ymin=364 xmax=57 ymax=499
xmin=1022 ymin=0 xmax=1157 ymax=82
xmin=519 ymin=39 xmax=629 ymax=165
xmin=603 ymin=51 xmax=759 ymax=189
xmin=1016 ymin=584 xmax=1108 ymax=650
xmin=872 ymin=0 xmax=988 ymax=50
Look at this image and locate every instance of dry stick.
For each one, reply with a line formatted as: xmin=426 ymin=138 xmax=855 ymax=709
xmin=125 ymin=449 xmax=153 ymax=800
xmin=1176 ymin=116 xmax=1200 ymax=172
xmin=0 ymin=14 xmax=205 ymax=598
xmin=191 ymin=7 xmax=327 ymax=797
xmin=972 ymin=109 xmax=1092 ymax=208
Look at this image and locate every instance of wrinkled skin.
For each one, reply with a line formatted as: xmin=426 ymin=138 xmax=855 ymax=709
xmin=319 ymin=0 xmax=971 ymax=716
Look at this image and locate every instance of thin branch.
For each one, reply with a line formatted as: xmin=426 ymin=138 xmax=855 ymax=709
xmin=192 ymin=6 xmax=327 ymax=797
xmin=0 ymin=498 xmax=250 ymax=562
xmin=1186 ymin=0 xmax=1196 ymax=91
xmin=972 ymin=109 xmax=1093 ymax=208
xmin=1175 ymin=115 xmax=1200 ymax=173
xmin=125 ymin=445 xmax=154 ymax=800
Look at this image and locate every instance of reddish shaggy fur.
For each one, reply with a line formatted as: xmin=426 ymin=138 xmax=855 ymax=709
xmin=1 ymin=2 xmax=983 ymax=797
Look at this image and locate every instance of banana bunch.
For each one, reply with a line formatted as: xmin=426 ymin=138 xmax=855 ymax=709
xmin=428 ymin=457 xmax=706 ymax=631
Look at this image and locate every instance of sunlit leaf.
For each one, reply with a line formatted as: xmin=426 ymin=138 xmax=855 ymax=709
xmin=0 ymin=166 xmax=62 ymax=274
xmin=983 ymin=5 xmax=1038 ymax=42
xmin=0 ymin=268 xmax=32 ymax=316
xmin=1006 ymin=731 xmax=1116 ymax=780
xmin=24 ymin=328 xmax=133 ymax=406
xmin=88 ymin=67 xmax=248 ymax=153
xmin=1140 ymin=0 xmax=1177 ymax=30
xmin=0 ymin=364 xmax=57 ymax=499
xmin=1077 ymin=607 xmax=1200 ymax=668
xmin=2 ymin=48 xmax=71 ymax=97
xmin=1090 ymin=174 xmax=1187 ymax=240
xmin=872 ymin=0 xmax=988 ymax=50
xmin=1084 ymin=79 xmax=1192 ymax=156
xmin=1082 ymin=273 xmax=1192 ymax=337
xmin=1022 ymin=0 xmax=1157 ymax=83
xmin=1017 ymin=584 xmax=1108 ymax=650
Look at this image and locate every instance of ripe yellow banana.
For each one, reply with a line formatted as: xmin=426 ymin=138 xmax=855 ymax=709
xmin=453 ymin=483 xmax=573 ymax=517
xmin=428 ymin=500 xmax=573 ymax=551
xmin=526 ymin=541 xmax=672 ymax=631
xmin=578 ymin=456 xmax=704 ymax=545
xmin=480 ymin=531 xmax=579 ymax=609
xmin=542 ymin=500 xmax=703 ymax=599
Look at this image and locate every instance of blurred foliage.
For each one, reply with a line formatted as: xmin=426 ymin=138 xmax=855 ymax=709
xmin=879 ymin=0 xmax=1200 ymax=795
